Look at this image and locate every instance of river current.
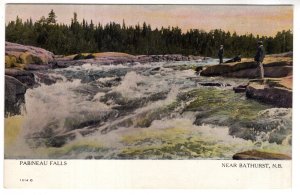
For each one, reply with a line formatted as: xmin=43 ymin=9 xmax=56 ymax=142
xmin=5 ymin=59 xmax=292 ymax=159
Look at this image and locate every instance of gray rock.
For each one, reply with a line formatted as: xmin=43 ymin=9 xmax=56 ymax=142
xmin=5 ymin=41 xmax=55 ymax=64
xmin=246 ymin=83 xmax=292 ymax=108
xmin=5 ymin=75 xmax=27 ymax=116
xmin=5 ymin=69 xmax=35 ymax=88
xmin=198 ymin=82 xmax=231 ymax=87
xmin=233 ymin=84 xmax=248 ymax=93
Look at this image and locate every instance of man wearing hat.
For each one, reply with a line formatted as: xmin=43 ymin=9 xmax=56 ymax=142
xmin=218 ymin=45 xmax=224 ymax=64
xmin=254 ymin=40 xmax=265 ymax=81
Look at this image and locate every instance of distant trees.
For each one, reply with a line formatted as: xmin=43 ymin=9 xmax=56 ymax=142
xmin=5 ymin=10 xmax=293 ymax=57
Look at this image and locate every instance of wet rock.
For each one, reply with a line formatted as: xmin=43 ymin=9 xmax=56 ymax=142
xmin=101 ymin=100 xmax=180 ymax=134
xmin=233 ymin=150 xmax=291 ymax=160
xmin=198 ymin=82 xmax=231 ymax=87
xmin=5 ymin=69 xmax=35 ymax=88
xmin=246 ymin=83 xmax=292 ymax=108
xmin=45 ymin=133 xmax=77 ymax=148
xmin=195 ymin=66 xmax=203 ymax=72
xmin=34 ymin=72 xmax=57 ymax=85
xmin=5 ymin=75 xmax=27 ymax=116
xmin=151 ymin=67 xmax=160 ymax=71
xmin=233 ymin=84 xmax=248 ymax=93
xmin=194 ymin=114 xmax=230 ymax=127
xmin=98 ymin=77 xmax=122 ymax=88
xmin=27 ymin=109 xmax=120 ymax=148
xmin=56 ymin=60 xmax=81 ymax=67
xmin=112 ymin=91 xmax=169 ymax=114
xmin=64 ymin=110 xmax=119 ymax=131
xmin=25 ymin=64 xmax=53 ymax=70
xmin=101 ymin=91 xmax=125 ymax=105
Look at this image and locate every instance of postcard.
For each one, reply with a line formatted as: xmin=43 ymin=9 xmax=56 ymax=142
xmin=3 ymin=2 xmax=293 ymax=188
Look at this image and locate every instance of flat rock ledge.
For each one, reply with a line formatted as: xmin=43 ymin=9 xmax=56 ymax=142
xmin=246 ymin=82 xmax=292 ymax=108
xmin=233 ymin=150 xmax=291 ymax=160
xmin=200 ymin=55 xmax=292 ymax=78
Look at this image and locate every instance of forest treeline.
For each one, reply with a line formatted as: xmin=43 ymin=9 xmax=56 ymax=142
xmin=5 ymin=10 xmax=293 ymax=57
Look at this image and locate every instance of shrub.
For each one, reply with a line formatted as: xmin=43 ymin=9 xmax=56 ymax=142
xmin=73 ymin=53 xmax=86 ymax=60
xmin=85 ymin=53 xmax=95 ymax=59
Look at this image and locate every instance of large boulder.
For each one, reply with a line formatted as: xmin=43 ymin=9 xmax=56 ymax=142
xmin=5 ymin=76 xmax=27 ymax=116
xmin=5 ymin=42 xmax=55 ymax=68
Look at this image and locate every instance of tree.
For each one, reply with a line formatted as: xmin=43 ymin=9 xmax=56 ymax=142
xmin=47 ymin=9 xmax=57 ymax=24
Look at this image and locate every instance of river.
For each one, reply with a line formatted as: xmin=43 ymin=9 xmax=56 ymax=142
xmin=5 ymin=59 xmax=292 ymax=159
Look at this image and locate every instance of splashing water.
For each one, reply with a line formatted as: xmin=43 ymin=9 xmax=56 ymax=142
xmin=5 ymin=61 xmax=292 ymax=159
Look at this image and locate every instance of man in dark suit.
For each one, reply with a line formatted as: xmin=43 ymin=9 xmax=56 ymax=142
xmin=218 ymin=45 xmax=224 ymax=64
xmin=254 ymin=41 xmax=265 ymax=80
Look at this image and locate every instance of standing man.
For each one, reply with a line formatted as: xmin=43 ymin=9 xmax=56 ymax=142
xmin=218 ymin=45 xmax=224 ymax=64
xmin=254 ymin=41 xmax=265 ymax=81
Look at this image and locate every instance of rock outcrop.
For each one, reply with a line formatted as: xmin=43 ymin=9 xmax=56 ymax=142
xmin=233 ymin=150 xmax=291 ymax=160
xmin=201 ymin=56 xmax=292 ymax=78
xmin=5 ymin=69 xmax=35 ymax=88
xmin=5 ymin=76 xmax=27 ymax=116
xmin=5 ymin=41 xmax=55 ymax=69
xmin=199 ymin=54 xmax=293 ymax=108
xmin=245 ymin=79 xmax=292 ymax=108
xmin=5 ymin=42 xmax=57 ymax=116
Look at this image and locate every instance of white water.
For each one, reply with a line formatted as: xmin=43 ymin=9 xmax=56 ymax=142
xmin=5 ymin=61 xmax=292 ymax=159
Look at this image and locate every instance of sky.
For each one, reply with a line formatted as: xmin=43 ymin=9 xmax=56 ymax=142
xmin=5 ymin=4 xmax=293 ymax=36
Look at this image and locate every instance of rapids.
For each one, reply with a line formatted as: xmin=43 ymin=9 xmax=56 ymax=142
xmin=5 ymin=60 xmax=292 ymax=159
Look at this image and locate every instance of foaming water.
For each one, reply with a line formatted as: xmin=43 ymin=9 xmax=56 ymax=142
xmin=113 ymin=71 xmax=147 ymax=99
xmin=22 ymin=79 xmax=111 ymax=137
xmin=5 ymin=116 xmax=290 ymax=159
xmin=4 ymin=60 xmax=292 ymax=159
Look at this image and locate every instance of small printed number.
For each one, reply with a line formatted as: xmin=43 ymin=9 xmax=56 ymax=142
xmin=20 ymin=179 xmax=33 ymax=182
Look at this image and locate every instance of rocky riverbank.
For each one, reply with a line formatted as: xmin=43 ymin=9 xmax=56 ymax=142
xmin=201 ymin=53 xmax=292 ymax=78
xmin=200 ymin=53 xmax=293 ymax=108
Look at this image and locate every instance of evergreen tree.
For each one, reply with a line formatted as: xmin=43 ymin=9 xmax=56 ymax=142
xmin=47 ymin=9 xmax=57 ymax=24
